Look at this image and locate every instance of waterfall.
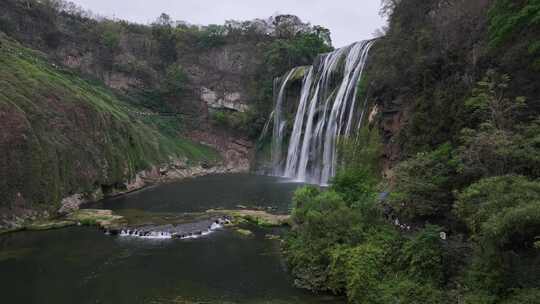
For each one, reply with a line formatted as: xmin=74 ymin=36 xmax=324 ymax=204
xmin=284 ymin=67 xmax=314 ymax=177
xmin=270 ymin=40 xmax=374 ymax=185
xmin=271 ymin=67 xmax=300 ymax=176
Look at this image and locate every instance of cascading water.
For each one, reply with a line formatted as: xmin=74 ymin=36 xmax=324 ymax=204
xmin=271 ymin=67 xmax=300 ymax=176
xmin=270 ymin=40 xmax=375 ymax=185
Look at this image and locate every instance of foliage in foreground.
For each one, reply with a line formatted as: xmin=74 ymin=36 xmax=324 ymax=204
xmin=285 ymin=67 xmax=540 ymax=303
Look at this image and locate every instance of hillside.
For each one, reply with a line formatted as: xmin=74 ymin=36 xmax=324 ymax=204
xmin=0 ymin=0 xmax=332 ymax=138
xmin=0 ymin=32 xmax=219 ymax=224
xmin=0 ymin=0 xmax=333 ymax=222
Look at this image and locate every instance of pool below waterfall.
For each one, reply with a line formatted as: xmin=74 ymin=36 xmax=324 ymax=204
xmin=0 ymin=174 xmax=342 ymax=304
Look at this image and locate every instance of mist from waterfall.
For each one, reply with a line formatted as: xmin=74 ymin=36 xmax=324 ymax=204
xmin=270 ymin=40 xmax=374 ymax=185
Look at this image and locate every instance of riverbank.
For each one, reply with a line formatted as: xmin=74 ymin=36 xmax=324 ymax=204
xmin=0 ymin=160 xmax=248 ymax=235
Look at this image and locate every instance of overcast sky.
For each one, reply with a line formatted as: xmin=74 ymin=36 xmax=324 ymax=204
xmin=69 ymin=0 xmax=386 ymax=48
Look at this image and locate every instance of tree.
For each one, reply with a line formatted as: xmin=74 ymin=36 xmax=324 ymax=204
xmin=272 ymin=14 xmax=308 ymax=39
xmin=456 ymin=176 xmax=540 ymax=295
xmin=465 ymin=69 xmax=526 ymax=131
xmin=380 ymin=0 xmax=401 ymax=18
xmin=313 ymin=25 xmax=332 ymax=47
xmin=389 ymin=143 xmax=460 ymax=221
xmin=151 ymin=13 xmax=177 ymax=66
xmin=154 ymin=13 xmax=173 ymax=27
xmin=455 ymin=175 xmax=540 ymax=236
xmin=399 ymin=225 xmax=446 ymax=285
xmin=161 ymin=64 xmax=187 ymax=98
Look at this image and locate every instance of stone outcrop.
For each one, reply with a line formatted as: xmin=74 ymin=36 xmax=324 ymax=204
xmin=207 ymin=209 xmax=291 ymax=227
xmin=190 ymin=131 xmax=253 ymax=172
xmin=379 ymin=99 xmax=411 ymax=180
xmin=201 ymin=87 xmax=249 ymax=113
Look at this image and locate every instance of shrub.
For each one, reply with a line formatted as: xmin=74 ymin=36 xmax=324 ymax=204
xmin=378 ymin=277 xmax=445 ymax=304
xmin=399 ymin=225 xmax=446 ymax=285
xmin=161 ymin=64 xmax=188 ymax=98
xmin=455 ymin=175 xmax=540 ymax=235
xmin=457 ymin=176 xmax=540 ymax=295
xmin=502 ymin=288 xmax=540 ymax=304
xmin=389 ymin=143 xmax=460 ymax=221
xmin=342 ymin=244 xmax=387 ymax=304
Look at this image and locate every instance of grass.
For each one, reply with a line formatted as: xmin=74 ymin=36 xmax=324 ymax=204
xmin=0 ymin=32 xmax=221 ymax=210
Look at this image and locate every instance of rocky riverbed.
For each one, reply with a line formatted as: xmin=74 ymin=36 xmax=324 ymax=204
xmin=0 ymin=205 xmax=290 ymax=243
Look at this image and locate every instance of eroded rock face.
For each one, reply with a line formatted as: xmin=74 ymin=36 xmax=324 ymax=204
xmin=379 ymin=99 xmax=411 ymax=180
xmin=190 ymin=131 xmax=253 ymax=172
xmin=58 ymin=194 xmax=85 ymax=215
xmin=201 ymin=87 xmax=249 ymax=112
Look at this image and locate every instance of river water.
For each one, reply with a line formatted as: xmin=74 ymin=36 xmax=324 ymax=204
xmin=0 ymin=174 xmax=341 ymax=304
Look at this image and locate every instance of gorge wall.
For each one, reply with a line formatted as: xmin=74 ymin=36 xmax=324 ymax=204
xmin=0 ymin=32 xmax=222 ymax=227
xmin=365 ymin=0 xmax=539 ymax=177
xmin=0 ymin=0 xmax=333 ymax=225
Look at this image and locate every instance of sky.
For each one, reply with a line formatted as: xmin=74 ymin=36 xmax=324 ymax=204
xmin=69 ymin=0 xmax=386 ymax=48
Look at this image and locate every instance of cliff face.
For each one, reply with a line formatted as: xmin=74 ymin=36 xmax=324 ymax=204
xmin=367 ymin=0 xmax=540 ymax=177
xmin=0 ymin=33 xmax=220 ymax=224
xmin=0 ymin=0 xmax=279 ymax=173
xmin=0 ymin=0 xmax=266 ymax=121
xmin=365 ymin=0 xmax=491 ymax=175
xmin=189 ymin=42 xmax=263 ymax=112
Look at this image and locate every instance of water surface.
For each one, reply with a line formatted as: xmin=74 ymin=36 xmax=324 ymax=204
xmin=0 ymin=174 xmax=340 ymax=304
xmin=90 ymin=174 xmax=303 ymax=214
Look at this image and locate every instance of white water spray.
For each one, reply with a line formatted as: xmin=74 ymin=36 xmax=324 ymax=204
xmin=270 ymin=40 xmax=374 ymax=185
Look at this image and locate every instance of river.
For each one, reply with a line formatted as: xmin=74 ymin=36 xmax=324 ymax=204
xmin=0 ymin=174 xmax=342 ymax=304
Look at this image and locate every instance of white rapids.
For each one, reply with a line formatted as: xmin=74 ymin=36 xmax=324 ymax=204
xmin=118 ymin=218 xmax=230 ymax=240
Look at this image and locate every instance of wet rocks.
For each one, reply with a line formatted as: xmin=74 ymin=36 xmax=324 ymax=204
xmin=114 ymin=216 xmax=232 ymax=240
xmin=0 ymin=210 xmax=53 ymax=234
xmin=235 ymin=228 xmax=254 ymax=237
xmin=26 ymin=220 xmax=75 ymax=231
xmin=66 ymin=209 xmax=126 ymax=230
xmin=1 ymin=209 xmax=124 ymax=235
xmin=58 ymin=188 xmax=104 ymax=215
xmin=207 ymin=209 xmax=291 ymax=227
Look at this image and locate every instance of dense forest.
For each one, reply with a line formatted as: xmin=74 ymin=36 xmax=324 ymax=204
xmin=284 ymin=0 xmax=540 ymax=303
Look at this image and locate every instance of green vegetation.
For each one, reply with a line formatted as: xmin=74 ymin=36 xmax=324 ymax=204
xmin=210 ymin=110 xmax=252 ymax=135
xmin=1 ymin=0 xmax=539 ymax=302
xmin=389 ymin=143 xmax=460 ymax=221
xmin=0 ymin=0 xmax=334 ymax=140
xmin=285 ymin=164 xmax=449 ymax=302
xmin=0 ymin=33 xmax=218 ymax=212
xmin=235 ymin=228 xmax=254 ymax=237
xmin=207 ymin=209 xmax=290 ymax=227
xmin=285 ymin=1 xmax=540 ymax=302
xmin=67 ymin=209 xmax=126 ymax=229
xmin=489 ymin=0 xmax=540 ymax=69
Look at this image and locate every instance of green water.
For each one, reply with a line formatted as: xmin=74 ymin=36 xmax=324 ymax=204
xmin=90 ymin=174 xmax=303 ymax=214
xmin=0 ymin=174 xmax=341 ymax=304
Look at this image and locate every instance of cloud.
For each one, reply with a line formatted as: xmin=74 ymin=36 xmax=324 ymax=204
xmin=69 ymin=0 xmax=386 ymax=47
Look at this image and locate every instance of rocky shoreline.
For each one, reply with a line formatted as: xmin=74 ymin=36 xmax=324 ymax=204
xmin=0 ymin=160 xmax=247 ymax=235
xmin=0 ymin=206 xmax=290 ymax=241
